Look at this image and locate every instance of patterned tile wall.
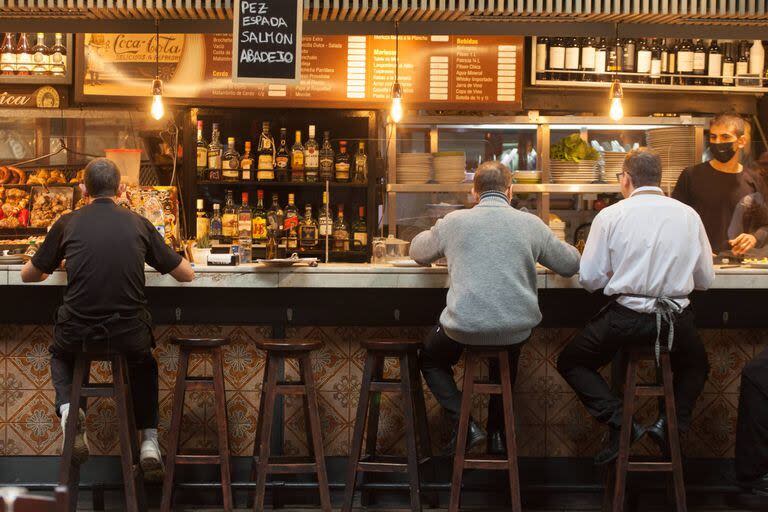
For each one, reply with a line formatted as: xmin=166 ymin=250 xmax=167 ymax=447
xmin=0 ymin=324 xmax=763 ymax=459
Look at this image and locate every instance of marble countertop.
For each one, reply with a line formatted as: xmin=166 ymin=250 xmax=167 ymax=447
xmin=0 ymin=263 xmax=765 ymax=289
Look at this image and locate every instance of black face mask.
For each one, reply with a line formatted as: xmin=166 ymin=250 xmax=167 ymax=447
xmin=710 ymin=142 xmax=737 ymax=164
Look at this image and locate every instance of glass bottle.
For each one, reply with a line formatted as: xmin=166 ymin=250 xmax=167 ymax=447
xmin=237 ymin=192 xmax=253 ymax=264
xmin=210 ymin=203 xmax=222 ymax=241
xmin=275 ymin=128 xmax=290 ymax=182
xmin=334 ymin=140 xmax=351 ymax=182
xmin=50 ymin=33 xmax=66 ymax=77
xmin=692 ymin=39 xmax=707 ymax=85
xmin=195 ymin=199 xmax=210 ymax=246
xmin=353 ymin=142 xmax=368 ymax=183
xmin=257 ymin=121 xmax=276 ymax=181
xmin=252 ymin=190 xmax=268 ymax=242
xmin=332 ymin=205 xmax=350 ymax=252
xmin=266 ymin=230 xmax=278 ymax=260
xmin=535 ymin=36 xmax=549 ymax=81
xmin=32 ymin=33 xmax=49 ymax=76
xmin=749 ymin=40 xmax=765 ymax=81
xmin=299 ymin=204 xmax=319 ymax=250
xmin=622 ymin=38 xmax=636 ymax=82
xmin=607 ymin=39 xmax=620 ymax=74
xmin=661 ymin=38 xmax=669 ymax=75
xmin=636 ymin=38 xmax=652 ymax=84
xmin=564 ymin=37 xmax=581 ymax=80
xmin=222 ymin=189 xmax=237 ymax=239
xmin=319 ymin=131 xmax=335 ymax=181
xmin=207 ymin=123 xmax=223 ymax=181
xmin=283 ymin=193 xmax=299 ymax=234
xmin=222 ymin=137 xmax=241 ymax=181
xmin=318 ymin=191 xmax=333 ymax=238
xmin=304 ymin=125 xmax=320 ymax=182
xmin=594 ymin=38 xmax=608 ymax=82
xmin=580 ymin=37 xmax=596 ymax=82
xmin=195 ymin=120 xmax=208 ymax=180
xmin=240 ymin=141 xmax=253 ymax=181
xmin=650 ymin=39 xmax=663 ymax=85
xmin=267 ymin=193 xmax=284 ymax=236
xmin=548 ymin=37 xmax=565 ymax=80
xmin=707 ymin=40 xmax=723 ymax=86
xmin=668 ymin=39 xmax=678 ymax=85
xmin=351 ymin=206 xmax=367 ymax=250
xmin=737 ymin=41 xmax=750 ymax=82
xmin=15 ymin=33 xmax=32 ymax=76
xmin=677 ymin=39 xmax=694 ymax=85
xmin=291 ymin=130 xmax=305 ymax=182
xmin=1 ymin=33 xmax=15 ymax=75
xmin=722 ymin=43 xmax=735 ymax=86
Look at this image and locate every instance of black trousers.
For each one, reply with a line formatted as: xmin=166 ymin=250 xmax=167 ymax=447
xmin=556 ymin=303 xmax=709 ymax=431
xmin=419 ymin=324 xmax=524 ymax=434
xmin=50 ymin=307 xmax=159 ymax=429
xmin=735 ymin=347 xmax=768 ymax=484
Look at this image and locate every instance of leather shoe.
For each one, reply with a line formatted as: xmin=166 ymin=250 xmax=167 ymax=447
xmin=487 ymin=431 xmax=506 ymax=455
xmin=753 ymin=474 xmax=768 ymax=496
xmin=646 ymin=415 xmax=669 ymax=454
xmin=594 ymin=421 xmax=645 ymax=466
xmin=442 ymin=420 xmax=487 ymax=457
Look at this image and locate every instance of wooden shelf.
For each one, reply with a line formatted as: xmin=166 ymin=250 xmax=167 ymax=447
xmin=532 ymin=78 xmax=766 ymax=94
xmin=198 ymin=180 xmax=368 ymax=188
xmin=387 ymin=183 xmax=621 ymax=194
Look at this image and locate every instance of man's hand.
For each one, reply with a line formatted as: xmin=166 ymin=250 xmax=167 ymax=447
xmin=730 ymin=233 xmax=758 ymax=255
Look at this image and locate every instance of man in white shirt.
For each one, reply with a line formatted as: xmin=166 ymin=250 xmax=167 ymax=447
xmin=557 ymin=148 xmax=715 ymax=465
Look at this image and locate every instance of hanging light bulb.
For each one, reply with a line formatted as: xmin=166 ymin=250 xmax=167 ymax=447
xmin=151 ymin=78 xmax=165 ymax=120
xmin=609 ymin=79 xmax=624 ymax=122
xmin=390 ymin=82 xmax=403 ymax=123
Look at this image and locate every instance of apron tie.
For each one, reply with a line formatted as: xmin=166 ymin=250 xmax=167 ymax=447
xmin=617 ymin=294 xmax=686 ymax=365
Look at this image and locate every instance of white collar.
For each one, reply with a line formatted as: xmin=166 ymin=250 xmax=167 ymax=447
xmin=630 ymin=186 xmax=664 ymax=197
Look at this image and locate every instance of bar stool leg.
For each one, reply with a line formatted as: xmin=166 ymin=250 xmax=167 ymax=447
xmin=498 ymin=352 xmax=522 ymax=512
xmin=60 ymin=355 xmax=88 ymax=512
xmin=612 ymin=355 xmax=639 ymax=512
xmin=212 ymin=347 xmax=233 ymax=512
xmin=253 ymin=354 xmax=280 ymax=512
xmin=401 ymin=353 xmax=423 ymax=512
xmin=300 ymin=353 xmax=333 ymax=512
xmin=342 ymin=351 xmax=377 ymax=512
xmin=119 ymin=355 xmax=148 ymax=511
xmin=449 ymin=352 xmax=477 ymax=512
xmin=661 ymin=353 xmax=687 ymax=512
xmin=250 ymin=355 xmax=271 ymax=483
xmin=360 ymin=355 xmax=383 ymax=508
xmin=161 ymin=350 xmax=190 ymax=512
xmin=409 ymin=353 xmax=437 ymax=508
xmin=113 ymin=355 xmax=143 ymax=512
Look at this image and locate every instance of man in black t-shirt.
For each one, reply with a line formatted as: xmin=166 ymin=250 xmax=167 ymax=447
xmin=21 ymin=158 xmax=194 ymax=475
xmin=672 ymin=113 xmax=768 ymax=255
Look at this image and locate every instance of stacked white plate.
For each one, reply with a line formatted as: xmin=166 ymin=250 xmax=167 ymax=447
xmin=549 ymin=218 xmax=567 ymax=242
xmin=433 ymin=152 xmax=467 ymax=184
xmin=602 ymin=152 xmax=627 ymax=183
xmin=550 ymin=160 xmax=599 ymax=184
xmin=646 ymin=127 xmax=696 ymax=187
xmin=397 ymin=153 xmax=433 ymax=184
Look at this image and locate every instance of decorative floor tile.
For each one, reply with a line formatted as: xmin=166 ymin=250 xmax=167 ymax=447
xmin=6 ymin=326 xmax=53 ymax=359
xmin=226 ymin=390 xmax=259 ymax=456
xmin=706 ymin=331 xmax=751 ymax=394
xmin=86 ymin=397 xmax=119 ymax=456
xmin=7 ymin=391 xmax=59 ymax=455
xmin=222 ymin=335 xmax=263 ymax=392
xmin=685 ymin=392 xmax=738 ymax=458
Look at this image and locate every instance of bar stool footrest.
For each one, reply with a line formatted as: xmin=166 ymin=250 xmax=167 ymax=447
xmin=175 ymin=454 xmax=222 ymax=465
xmin=634 ymin=386 xmax=664 ymax=397
xmin=275 ymin=383 xmax=307 ymax=395
xmin=628 ymin=461 xmax=674 ymax=472
xmin=253 ymin=456 xmax=320 ymax=474
xmin=463 ymin=457 xmax=511 ymax=470
xmin=80 ymin=384 xmax=115 ymax=398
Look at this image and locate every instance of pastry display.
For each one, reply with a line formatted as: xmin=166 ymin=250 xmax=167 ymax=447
xmin=29 ymin=186 xmax=74 ymax=228
xmin=0 ymin=166 xmax=27 ymax=185
xmin=0 ymin=187 xmax=31 ymax=228
xmin=26 ymin=169 xmax=68 ymax=186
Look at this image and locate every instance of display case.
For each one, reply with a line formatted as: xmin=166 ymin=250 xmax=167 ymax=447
xmin=0 ymin=33 xmax=73 ymax=85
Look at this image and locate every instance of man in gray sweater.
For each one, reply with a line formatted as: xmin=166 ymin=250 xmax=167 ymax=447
xmin=410 ymin=161 xmax=581 ymax=455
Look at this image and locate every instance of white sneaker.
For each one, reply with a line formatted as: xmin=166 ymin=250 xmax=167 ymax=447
xmin=61 ymin=408 xmax=89 ymax=465
xmin=140 ymin=438 xmax=164 ymax=475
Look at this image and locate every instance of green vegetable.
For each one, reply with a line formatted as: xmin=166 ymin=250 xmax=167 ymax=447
xmin=550 ymin=133 xmax=600 ymax=162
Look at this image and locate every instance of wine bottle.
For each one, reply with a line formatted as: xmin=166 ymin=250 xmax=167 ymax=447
xmin=707 ymin=40 xmax=723 ymax=86
xmin=581 ymin=37 xmax=596 ymax=82
xmin=535 ymin=36 xmax=549 ymax=81
xmin=565 ymin=37 xmax=581 ymax=81
xmin=636 ymin=38 xmax=652 ymax=84
xmin=548 ymin=37 xmax=565 ymax=80
xmin=692 ymin=39 xmax=707 ymax=85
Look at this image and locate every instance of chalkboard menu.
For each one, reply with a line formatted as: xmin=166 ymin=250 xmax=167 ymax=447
xmin=232 ymin=0 xmax=302 ymax=84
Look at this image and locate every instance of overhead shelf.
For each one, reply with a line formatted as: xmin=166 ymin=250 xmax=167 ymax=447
xmin=387 ymin=183 xmax=621 ymax=194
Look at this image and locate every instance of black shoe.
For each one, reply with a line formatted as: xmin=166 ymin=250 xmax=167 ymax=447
xmin=646 ymin=415 xmax=669 ymax=455
xmin=594 ymin=421 xmax=645 ymax=466
xmin=442 ymin=420 xmax=487 ymax=457
xmin=753 ymin=474 xmax=768 ymax=496
xmin=487 ymin=431 xmax=506 ymax=455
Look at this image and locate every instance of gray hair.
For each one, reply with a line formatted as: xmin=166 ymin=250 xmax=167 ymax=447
xmin=84 ymin=158 xmax=121 ymax=198
xmin=623 ymin=148 xmax=662 ymax=188
xmin=473 ymin=161 xmax=513 ymax=194
xmin=711 ymin=112 xmax=746 ymax=137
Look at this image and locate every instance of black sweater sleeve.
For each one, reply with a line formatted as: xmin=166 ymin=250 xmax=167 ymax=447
xmin=671 ymin=168 xmax=691 ymax=205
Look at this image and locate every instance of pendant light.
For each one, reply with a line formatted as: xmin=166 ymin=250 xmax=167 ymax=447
xmin=608 ymin=24 xmax=624 ymax=122
xmin=150 ymin=18 xmax=165 ymax=121
xmin=390 ymin=21 xmax=403 ymax=123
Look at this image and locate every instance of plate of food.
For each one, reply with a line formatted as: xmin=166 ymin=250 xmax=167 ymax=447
xmin=390 ymin=259 xmax=424 ymax=268
xmin=256 ymin=253 xmax=319 ymax=267
xmin=744 ymin=257 xmax=768 ymax=269
xmin=30 ymin=186 xmax=74 ymax=228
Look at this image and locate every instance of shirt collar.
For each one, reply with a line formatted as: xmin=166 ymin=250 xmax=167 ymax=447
xmin=91 ymin=197 xmax=117 ymax=205
xmin=629 ymin=186 xmax=664 ymax=197
xmin=478 ymin=191 xmax=511 ymax=206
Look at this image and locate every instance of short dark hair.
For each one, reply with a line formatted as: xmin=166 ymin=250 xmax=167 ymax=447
xmin=624 ymin=148 xmax=662 ymax=188
xmin=473 ymin=161 xmax=512 ymax=194
xmin=84 ymin=158 xmax=121 ymax=198
xmin=711 ymin=112 xmax=746 ymax=137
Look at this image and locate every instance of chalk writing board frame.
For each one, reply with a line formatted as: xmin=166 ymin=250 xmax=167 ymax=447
xmin=231 ymin=0 xmax=303 ymax=85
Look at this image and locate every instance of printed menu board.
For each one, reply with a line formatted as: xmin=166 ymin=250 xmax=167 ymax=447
xmin=78 ymin=33 xmax=523 ymax=110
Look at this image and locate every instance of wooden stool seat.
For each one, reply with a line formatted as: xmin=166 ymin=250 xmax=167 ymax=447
xmin=608 ymin=348 xmax=686 ymax=512
xmin=162 ymin=338 xmax=232 ymax=512
xmin=59 ymin=351 xmax=147 ymax=512
xmin=255 ymin=338 xmax=323 ymax=352
xmin=450 ymin=346 xmax=521 ymax=512
xmin=343 ymin=339 xmax=433 ymax=512
xmin=251 ymin=340 xmax=332 ymax=511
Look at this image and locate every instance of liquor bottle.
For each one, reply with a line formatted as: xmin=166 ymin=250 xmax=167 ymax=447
xmin=594 ymin=38 xmax=608 ymax=82
xmin=237 ymin=192 xmax=253 ymax=263
xmin=737 ymin=41 xmax=750 ymax=83
xmin=722 ymin=43 xmax=735 ymax=86
xmin=207 ymin=123 xmax=223 ymax=181
xmin=353 ymin=142 xmax=368 ymax=183
xmin=304 ymin=125 xmax=320 ymax=182
xmin=335 ymin=140 xmax=351 ymax=182
xmin=299 ymin=204 xmax=319 ymax=250
xmin=332 ymin=205 xmax=350 ymax=252
xmin=650 ymin=39 xmax=663 ymax=85
xmin=677 ymin=39 xmax=694 ymax=85
xmin=195 ymin=199 xmax=210 ymax=246
xmin=266 ymin=230 xmax=278 ymax=260
xmin=49 ymin=33 xmax=66 ymax=77
xmin=275 ymin=128 xmax=290 ymax=182
xmin=318 ymin=191 xmax=332 ymax=238
xmin=195 ymin=120 xmax=207 ymax=180
xmin=286 ymin=224 xmax=299 ymax=251
xmin=210 ymin=203 xmax=222 ymax=241
xmin=267 ymin=193 xmax=284 ymax=235
xmin=32 ymin=33 xmax=49 ymax=76
xmin=707 ymin=40 xmax=723 ymax=86
xmin=581 ymin=37 xmax=596 ymax=81
xmin=351 ymin=206 xmax=367 ymax=250
xmin=668 ymin=39 xmax=678 ymax=85
xmin=252 ymin=190 xmax=268 ymax=242
xmin=535 ymin=36 xmax=549 ymax=81
xmin=750 ymin=40 xmax=765 ymax=83
xmin=1 ymin=33 xmax=15 ymax=75
xmin=661 ymin=38 xmax=669 ymax=75
xmin=240 ymin=141 xmax=253 ymax=181
xmin=283 ymin=194 xmax=299 ymax=250
xmin=607 ymin=39 xmax=620 ymax=74
xmin=564 ymin=37 xmax=581 ymax=80
xmin=291 ymin=130 xmax=305 ymax=182
xmin=548 ymin=37 xmax=565 ymax=80
xmin=319 ymin=131 xmax=335 ymax=181
xmin=222 ymin=189 xmax=237 ymax=239
xmin=257 ymin=121 xmax=276 ymax=181
xmin=15 ymin=33 xmax=32 ymax=76
xmin=692 ymin=39 xmax=707 ymax=85
xmin=636 ymin=38 xmax=652 ymax=84
xmin=222 ymin=137 xmax=241 ymax=181
xmin=621 ymin=38 xmax=636 ymax=82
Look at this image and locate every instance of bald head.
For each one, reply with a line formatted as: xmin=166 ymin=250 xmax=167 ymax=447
xmin=473 ymin=161 xmax=513 ymax=195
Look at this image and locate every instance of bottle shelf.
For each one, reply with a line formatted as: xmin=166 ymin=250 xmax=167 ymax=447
xmin=387 ymin=183 xmax=621 ymax=194
xmin=198 ymin=180 xmax=368 ymax=188
xmin=533 ymin=78 xmax=766 ymax=94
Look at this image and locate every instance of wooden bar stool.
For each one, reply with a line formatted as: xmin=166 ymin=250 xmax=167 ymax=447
xmin=450 ymin=346 xmax=521 ymax=512
xmin=161 ymin=337 xmax=232 ymax=512
xmin=59 ymin=351 xmax=147 ymax=512
xmin=251 ymin=338 xmax=332 ymax=512
xmin=609 ymin=347 xmax=686 ymax=512
xmin=342 ymin=338 xmax=432 ymax=512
